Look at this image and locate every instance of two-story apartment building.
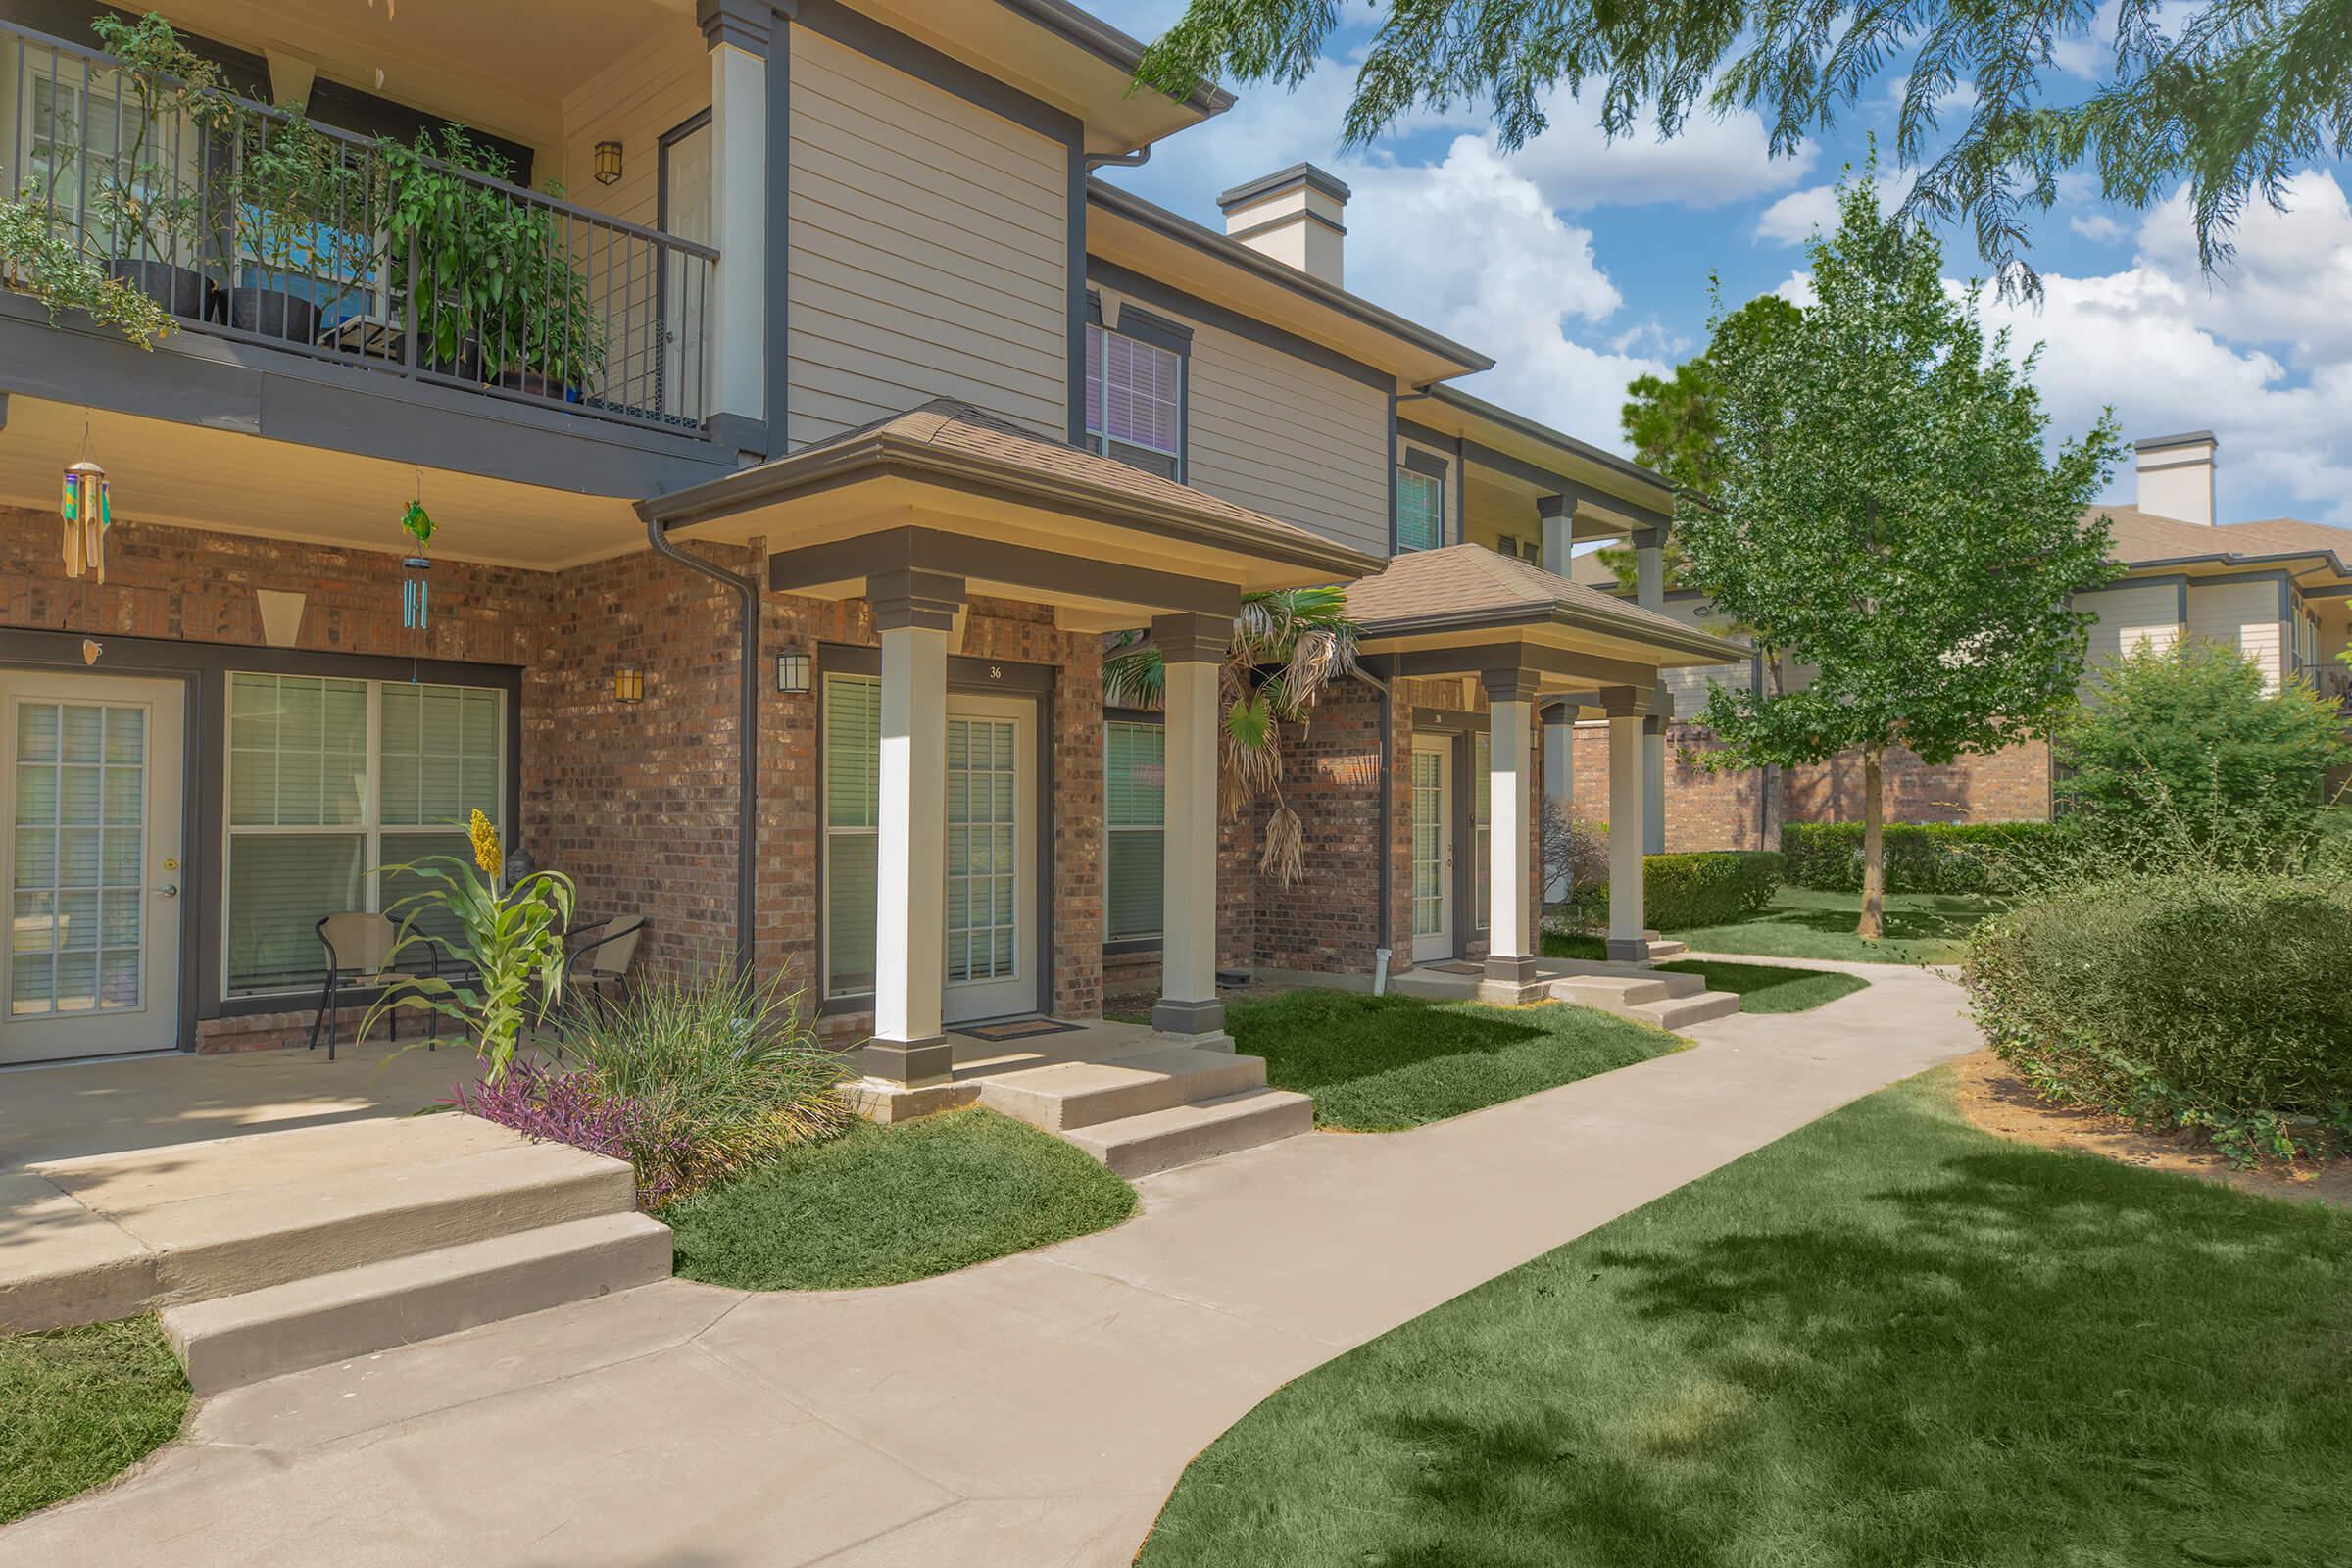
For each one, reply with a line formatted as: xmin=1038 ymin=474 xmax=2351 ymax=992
xmin=0 ymin=0 xmax=1739 ymax=1107
xmin=1559 ymin=431 xmax=2352 ymax=845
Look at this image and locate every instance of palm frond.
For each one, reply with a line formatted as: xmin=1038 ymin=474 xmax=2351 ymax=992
xmin=1257 ymin=804 xmax=1304 ymax=886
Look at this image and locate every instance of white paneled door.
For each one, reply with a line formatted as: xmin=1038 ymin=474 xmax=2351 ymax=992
xmin=942 ymin=695 xmax=1036 ymax=1023
xmin=1 ymin=672 xmax=183 ymax=1063
xmin=1409 ymin=735 xmax=1455 ymax=963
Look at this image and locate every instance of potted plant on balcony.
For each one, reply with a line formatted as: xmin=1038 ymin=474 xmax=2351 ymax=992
xmin=84 ymin=11 xmax=234 ymax=319
xmin=0 ymin=185 xmax=175 ymax=346
xmin=488 ymin=197 xmax=606 ymax=402
xmin=382 ymin=126 xmax=525 ymax=383
xmin=226 ymin=105 xmax=369 ymax=344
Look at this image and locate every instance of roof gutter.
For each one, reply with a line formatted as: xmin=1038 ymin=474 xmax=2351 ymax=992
xmin=644 ymin=513 xmax=758 ymax=982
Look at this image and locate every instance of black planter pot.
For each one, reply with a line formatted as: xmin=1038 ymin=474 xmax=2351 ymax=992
xmin=226 ymin=287 xmax=318 ymax=345
xmin=495 ymin=366 xmax=572 ymax=401
xmin=106 ymin=259 xmax=210 ymax=318
xmin=419 ymin=337 xmax=483 ymax=383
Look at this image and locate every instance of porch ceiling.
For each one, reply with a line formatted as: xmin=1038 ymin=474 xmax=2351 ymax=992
xmin=0 ymin=398 xmax=644 ymax=571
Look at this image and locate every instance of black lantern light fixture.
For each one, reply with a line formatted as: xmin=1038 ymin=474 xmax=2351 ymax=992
xmin=594 ymin=140 xmax=623 ymax=185
xmin=775 ymin=650 xmax=811 ymax=694
xmin=612 ymin=666 xmax=645 ymax=704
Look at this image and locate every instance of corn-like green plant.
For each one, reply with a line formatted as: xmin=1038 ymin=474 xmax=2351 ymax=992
xmin=362 ymin=820 xmax=574 ymax=1084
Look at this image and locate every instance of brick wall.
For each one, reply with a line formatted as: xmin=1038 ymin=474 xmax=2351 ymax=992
xmin=1566 ymin=721 xmax=1779 ymax=851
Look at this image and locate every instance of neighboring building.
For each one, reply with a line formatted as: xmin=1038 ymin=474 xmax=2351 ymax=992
xmin=1562 ymin=431 xmax=2352 ymax=847
xmin=0 ymin=0 xmax=1732 ymax=1089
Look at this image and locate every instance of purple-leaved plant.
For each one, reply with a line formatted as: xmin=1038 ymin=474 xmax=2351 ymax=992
xmin=449 ymin=1062 xmax=689 ymax=1208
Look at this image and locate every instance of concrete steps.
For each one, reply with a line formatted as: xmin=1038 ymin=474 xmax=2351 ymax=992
xmin=1642 ymin=938 xmax=1690 ymax=962
xmin=975 ymin=1040 xmax=1312 ymax=1177
xmin=1628 ymin=990 xmax=1744 ymax=1031
xmin=162 ymin=1212 xmax=672 ymax=1394
xmin=18 ymin=1113 xmax=663 ymax=1392
xmin=1063 ymin=1087 xmax=1316 ymax=1178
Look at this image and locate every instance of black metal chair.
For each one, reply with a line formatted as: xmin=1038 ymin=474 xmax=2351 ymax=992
xmin=564 ymin=915 xmax=646 ymax=1017
xmin=308 ymin=912 xmax=433 ymax=1061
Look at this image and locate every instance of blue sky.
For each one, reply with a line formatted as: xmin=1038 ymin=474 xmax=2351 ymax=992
xmin=1091 ymin=1 xmax=2352 ymax=528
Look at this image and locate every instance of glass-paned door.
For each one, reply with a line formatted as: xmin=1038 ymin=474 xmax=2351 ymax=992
xmin=2 ymin=672 xmax=183 ymax=1063
xmin=1409 ymin=736 xmax=1454 ymax=962
xmin=943 ymin=695 xmax=1036 ymax=1023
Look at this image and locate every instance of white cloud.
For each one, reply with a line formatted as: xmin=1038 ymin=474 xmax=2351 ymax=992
xmin=2071 ymin=213 xmax=2129 ymax=242
xmin=1501 ymin=102 xmax=1817 ymax=211
xmin=2129 ymin=173 xmax=2352 ymax=368
xmin=1753 ymin=170 xmax=1917 ymax=246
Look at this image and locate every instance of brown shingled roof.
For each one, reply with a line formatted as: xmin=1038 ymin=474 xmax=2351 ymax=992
xmin=1344 ymin=544 xmax=1740 ymax=662
xmin=2094 ymin=505 xmax=2352 ymax=574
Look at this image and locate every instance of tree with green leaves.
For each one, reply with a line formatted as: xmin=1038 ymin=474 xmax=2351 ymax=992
xmin=1135 ymin=0 xmax=2352 ymax=286
xmin=1102 ymin=586 xmax=1362 ymax=885
xmin=1674 ymin=171 xmax=2124 ymax=939
xmin=1600 ymin=294 xmax=1800 ymax=592
xmin=2055 ymin=637 xmax=2349 ymax=849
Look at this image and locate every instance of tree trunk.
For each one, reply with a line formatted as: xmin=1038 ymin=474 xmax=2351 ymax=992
xmin=1859 ymin=745 xmax=1885 ymax=941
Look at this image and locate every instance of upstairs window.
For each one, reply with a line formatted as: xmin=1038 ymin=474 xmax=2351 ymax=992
xmin=1396 ymin=467 xmax=1445 ymax=553
xmin=1084 ymin=324 xmax=1183 ymax=480
xmin=1493 ymin=533 xmax=1542 ymax=564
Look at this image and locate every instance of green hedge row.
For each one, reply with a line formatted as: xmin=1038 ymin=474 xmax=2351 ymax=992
xmin=1966 ymin=872 xmax=2352 ymax=1164
xmin=1781 ymin=821 xmax=2062 ymax=895
xmin=1570 ymin=850 xmax=1785 ymax=930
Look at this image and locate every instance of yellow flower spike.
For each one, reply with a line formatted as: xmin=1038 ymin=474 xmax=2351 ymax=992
xmin=468 ymin=808 xmax=503 ymax=878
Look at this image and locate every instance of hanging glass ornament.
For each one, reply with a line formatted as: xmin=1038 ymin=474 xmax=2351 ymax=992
xmin=399 ymin=490 xmax=436 ymax=678
xmin=60 ymin=459 xmax=111 ymax=582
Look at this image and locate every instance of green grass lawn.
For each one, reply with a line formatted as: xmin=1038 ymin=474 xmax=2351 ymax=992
xmin=1226 ymin=991 xmax=1684 ymax=1133
xmin=1539 ymin=936 xmax=1872 ymax=1014
xmin=664 ymin=1107 xmax=1136 ymax=1290
xmin=1 ymin=1316 xmax=188 ymax=1527
xmin=1137 ymin=1069 xmax=2352 ymax=1568
xmin=1552 ymin=887 xmax=2005 ymax=965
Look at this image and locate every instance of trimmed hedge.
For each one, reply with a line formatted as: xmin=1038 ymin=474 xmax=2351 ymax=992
xmin=1782 ymin=821 xmax=2061 ymax=895
xmin=1568 ymin=849 xmax=1785 ymax=931
xmin=1966 ymin=872 xmax=2352 ymax=1164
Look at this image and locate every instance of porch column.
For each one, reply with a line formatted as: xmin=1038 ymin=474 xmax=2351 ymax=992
xmin=1481 ymin=670 xmax=1544 ymax=1004
xmin=701 ymin=0 xmax=767 ymax=425
xmin=1604 ymin=692 xmax=1649 ymax=963
xmin=1543 ymin=700 xmax=1574 ymax=902
xmin=1634 ymin=526 xmax=1669 ymax=855
xmin=861 ymin=568 xmax=963 ymax=1087
xmin=1538 ymin=494 xmax=1571 ymax=576
xmin=1633 ymin=525 xmax=1666 ymax=612
xmin=1153 ymin=612 xmax=1229 ymax=1041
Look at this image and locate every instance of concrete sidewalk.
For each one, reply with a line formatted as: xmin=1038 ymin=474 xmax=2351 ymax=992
xmin=0 ymin=964 xmax=1980 ymax=1568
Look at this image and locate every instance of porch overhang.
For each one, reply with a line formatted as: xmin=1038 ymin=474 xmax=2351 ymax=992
xmin=640 ymin=399 xmax=1380 ymax=627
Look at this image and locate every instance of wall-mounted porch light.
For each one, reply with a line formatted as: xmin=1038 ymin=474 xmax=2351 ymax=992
xmin=594 ymin=140 xmax=623 ymax=185
xmin=612 ymin=666 xmax=645 ymax=704
xmin=775 ymin=651 xmax=811 ymax=694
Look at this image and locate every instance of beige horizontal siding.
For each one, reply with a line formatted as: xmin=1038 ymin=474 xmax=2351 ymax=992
xmin=2186 ymin=576 xmax=2286 ymax=690
xmin=2077 ymin=579 xmax=2183 ymax=696
xmin=786 ymin=24 xmax=1068 ymax=447
xmin=1094 ymin=286 xmax=1391 ymax=556
xmin=1651 ymin=599 xmax=1749 ymax=716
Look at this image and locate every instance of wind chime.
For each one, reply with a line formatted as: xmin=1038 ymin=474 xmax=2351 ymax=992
xmin=400 ymin=481 xmax=435 ymax=681
xmin=59 ymin=456 xmax=111 ymax=583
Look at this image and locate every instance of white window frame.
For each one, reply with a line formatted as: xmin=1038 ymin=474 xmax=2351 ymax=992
xmin=1396 ymin=466 xmax=1446 ymax=554
xmin=1103 ymin=717 xmax=1165 ymax=945
xmin=820 ymin=671 xmax=881 ymax=1004
xmin=1084 ymin=322 xmax=1185 ymax=479
xmin=220 ymin=674 xmax=506 ymax=998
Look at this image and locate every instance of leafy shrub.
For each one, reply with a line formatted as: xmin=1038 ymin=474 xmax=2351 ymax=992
xmin=454 ymin=1061 xmax=688 ymax=1208
xmin=1966 ymin=871 xmax=2352 ymax=1165
xmin=1554 ymin=848 xmax=1785 ymax=930
xmin=544 ymin=967 xmax=852 ymax=1202
xmin=1782 ymin=820 xmax=2062 ymax=894
xmin=2054 ymin=638 xmax=2347 ymax=850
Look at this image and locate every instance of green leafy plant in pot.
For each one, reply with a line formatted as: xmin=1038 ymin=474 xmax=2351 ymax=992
xmin=85 ymin=11 xmax=235 ymax=318
xmin=487 ymin=191 xmax=606 ymax=402
xmin=226 ymin=105 xmax=371 ymax=344
xmin=0 ymin=184 xmax=175 ymax=346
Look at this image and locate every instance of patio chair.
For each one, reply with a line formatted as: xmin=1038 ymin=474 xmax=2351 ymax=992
xmin=564 ymin=915 xmax=645 ymax=1015
xmin=309 ymin=912 xmax=427 ymax=1062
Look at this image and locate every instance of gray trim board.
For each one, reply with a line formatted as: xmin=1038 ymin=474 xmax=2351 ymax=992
xmin=1427 ymin=382 xmax=1671 ymax=494
xmin=1381 ymin=641 xmax=1668 ymax=690
xmin=1396 ymin=416 xmax=1451 ymax=450
xmin=1400 ymin=448 xmax=1449 ymax=480
xmin=1217 ymin=163 xmax=1352 ymax=209
xmin=697 ymin=0 xmax=771 ymax=51
xmin=768 ymin=527 xmax=1241 ymax=616
xmin=1455 ymin=434 xmax=1468 ymax=547
xmin=2134 ymin=429 xmax=2217 ymax=452
xmin=768 ymin=18 xmax=793 ymax=443
xmin=1107 ymin=303 xmax=1195 ymax=356
xmin=0 ymin=297 xmax=738 ymax=500
xmin=1087 ymin=260 xmax=1393 ymax=392
xmin=1386 ymin=392 xmax=1400 ymax=557
xmin=1067 ymin=143 xmax=1088 ymax=445
xmin=1225 ymin=210 xmax=1347 ymax=244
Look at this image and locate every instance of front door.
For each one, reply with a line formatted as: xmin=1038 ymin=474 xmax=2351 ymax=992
xmin=942 ymin=695 xmax=1037 ymax=1023
xmin=1 ymin=672 xmax=184 ymax=1063
xmin=659 ymin=116 xmax=713 ymax=420
xmin=1409 ymin=735 xmax=1455 ymax=962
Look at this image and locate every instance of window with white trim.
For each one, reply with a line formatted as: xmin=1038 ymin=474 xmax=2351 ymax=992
xmin=1472 ymin=729 xmax=1493 ymax=927
xmin=1104 ymin=720 xmax=1165 ymax=942
xmin=223 ymin=673 xmax=503 ymax=996
xmin=1396 ymin=467 xmax=1444 ymax=553
xmin=822 ymin=673 xmax=882 ymax=999
xmin=1084 ymin=323 xmax=1183 ymax=479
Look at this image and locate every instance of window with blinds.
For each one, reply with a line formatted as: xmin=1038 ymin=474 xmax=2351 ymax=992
xmin=1084 ymin=324 xmax=1182 ymax=479
xmin=823 ymin=673 xmax=881 ymax=998
xmin=1472 ymin=729 xmax=1493 ymax=927
xmin=222 ymin=673 xmax=504 ymax=996
xmin=1397 ymin=467 xmax=1444 ymax=553
xmin=1104 ymin=720 xmax=1165 ymax=942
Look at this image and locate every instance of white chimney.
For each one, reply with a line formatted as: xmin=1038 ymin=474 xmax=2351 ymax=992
xmin=2134 ymin=431 xmax=2218 ymax=526
xmin=1215 ymin=164 xmax=1348 ymax=287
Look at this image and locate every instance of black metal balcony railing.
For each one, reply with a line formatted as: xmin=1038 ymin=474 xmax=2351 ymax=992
xmin=1 ymin=20 xmax=717 ymax=432
xmin=2292 ymin=659 xmax=2352 ymax=713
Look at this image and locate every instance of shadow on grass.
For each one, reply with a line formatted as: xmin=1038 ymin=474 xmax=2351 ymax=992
xmin=1141 ymin=1080 xmax=2352 ymax=1567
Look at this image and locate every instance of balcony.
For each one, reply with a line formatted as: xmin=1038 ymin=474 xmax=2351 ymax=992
xmin=0 ymin=17 xmax=718 ymax=436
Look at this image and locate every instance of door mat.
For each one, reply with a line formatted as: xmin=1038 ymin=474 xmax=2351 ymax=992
xmin=1427 ymin=961 xmax=1485 ymax=976
xmin=953 ymin=1017 xmax=1086 ymax=1043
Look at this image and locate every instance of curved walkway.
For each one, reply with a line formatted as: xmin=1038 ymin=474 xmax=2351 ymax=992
xmin=0 ymin=964 xmax=1981 ymax=1568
